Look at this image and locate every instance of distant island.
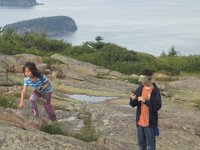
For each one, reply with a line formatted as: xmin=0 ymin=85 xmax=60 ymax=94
xmin=3 ymin=16 xmax=78 ymax=36
xmin=0 ymin=0 xmax=39 ymax=6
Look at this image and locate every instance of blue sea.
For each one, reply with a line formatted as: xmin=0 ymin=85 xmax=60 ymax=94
xmin=0 ymin=0 xmax=200 ymax=56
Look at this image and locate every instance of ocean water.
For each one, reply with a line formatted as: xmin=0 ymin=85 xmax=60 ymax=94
xmin=0 ymin=0 xmax=200 ymax=56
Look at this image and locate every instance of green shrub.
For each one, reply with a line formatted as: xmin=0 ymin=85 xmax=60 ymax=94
xmin=122 ymin=77 xmax=139 ymax=84
xmin=41 ymin=123 xmax=66 ymax=135
xmin=0 ymin=94 xmax=17 ymax=109
xmin=74 ymin=112 xmax=99 ymax=142
xmin=3 ymin=30 xmax=200 ymax=75
xmin=42 ymin=57 xmax=64 ymax=65
xmin=73 ymin=132 xmax=99 ymax=142
xmin=41 ymin=112 xmax=99 ymax=142
xmin=196 ymin=100 xmax=200 ymax=111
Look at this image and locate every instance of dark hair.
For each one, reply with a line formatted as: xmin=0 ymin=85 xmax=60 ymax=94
xmin=23 ymin=62 xmax=42 ymax=78
xmin=140 ymin=69 xmax=153 ymax=76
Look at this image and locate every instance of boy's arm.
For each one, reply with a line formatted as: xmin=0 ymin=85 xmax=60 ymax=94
xmin=129 ymin=89 xmax=139 ymax=107
xmin=129 ymin=96 xmax=138 ymax=107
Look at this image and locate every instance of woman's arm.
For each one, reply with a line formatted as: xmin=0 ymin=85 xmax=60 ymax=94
xmin=39 ymin=80 xmax=50 ymax=93
xmin=18 ymin=85 xmax=27 ymax=108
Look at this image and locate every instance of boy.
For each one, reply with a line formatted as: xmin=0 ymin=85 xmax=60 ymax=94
xmin=129 ymin=69 xmax=162 ymax=150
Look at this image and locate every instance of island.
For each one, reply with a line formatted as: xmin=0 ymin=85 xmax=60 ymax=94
xmin=0 ymin=0 xmax=39 ymax=6
xmin=3 ymin=16 xmax=78 ymax=36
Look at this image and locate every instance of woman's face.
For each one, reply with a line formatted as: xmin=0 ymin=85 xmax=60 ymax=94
xmin=24 ymin=67 xmax=34 ymax=78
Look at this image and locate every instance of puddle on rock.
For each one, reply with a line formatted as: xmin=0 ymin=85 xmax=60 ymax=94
xmin=66 ymin=94 xmax=117 ymax=103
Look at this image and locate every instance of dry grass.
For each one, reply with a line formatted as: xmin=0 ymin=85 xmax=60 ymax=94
xmin=53 ymin=81 xmax=121 ymax=97
xmin=154 ymin=73 xmax=178 ymax=82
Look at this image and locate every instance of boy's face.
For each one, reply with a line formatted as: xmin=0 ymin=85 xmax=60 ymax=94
xmin=24 ymin=68 xmax=33 ymax=78
xmin=138 ymin=75 xmax=152 ymax=85
xmin=138 ymin=75 xmax=148 ymax=83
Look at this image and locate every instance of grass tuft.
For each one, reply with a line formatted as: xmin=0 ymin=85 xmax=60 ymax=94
xmin=41 ymin=123 xmax=66 ymax=135
xmin=41 ymin=111 xmax=99 ymax=142
xmin=0 ymin=94 xmax=18 ymax=109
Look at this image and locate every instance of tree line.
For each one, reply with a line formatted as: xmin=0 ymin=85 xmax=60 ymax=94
xmin=0 ymin=29 xmax=200 ymax=75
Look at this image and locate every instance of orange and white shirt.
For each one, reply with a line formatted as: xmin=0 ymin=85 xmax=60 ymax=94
xmin=138 ymin=85 xmax=153 ymax=127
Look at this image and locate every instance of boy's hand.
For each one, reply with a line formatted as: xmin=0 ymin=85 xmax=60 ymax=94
xmin=138 ymin=96 xmax=145 ymax=103
xmin=147 ymin=94 xmax=151 ymax=100
xmin=130 ymin=93 xmax=136 ymax=100
xmin=18 ymin=102 xmax=26 ymax=109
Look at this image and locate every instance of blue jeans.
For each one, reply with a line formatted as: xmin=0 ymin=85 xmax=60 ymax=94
xmin=137 ymin=125 xmax=156 ymax=150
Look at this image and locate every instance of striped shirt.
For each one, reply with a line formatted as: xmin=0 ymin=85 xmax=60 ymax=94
xmin=24 ymin=75 xmax=52 ymax=94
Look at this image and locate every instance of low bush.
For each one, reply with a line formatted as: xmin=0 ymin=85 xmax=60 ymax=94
xmin=42 ymin=57 xmax=64 ymax=65
xmin=41 ymin=123 xmax=66 ymax=135
xmin=0 ymin=94 xmax=17 ymax=109
xmin=195 ymin=100 xmax=200 ymax=111
xmin=41 ymin=112 xmax=99 ymax=142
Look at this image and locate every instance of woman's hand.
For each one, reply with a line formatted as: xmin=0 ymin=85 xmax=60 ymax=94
xmin=19 ymin=85 xmax=27 ymax=109
xmin=18 ymin=101 xmax=26 ymax=109
xmin=38 ymin=86 xmax=43 ymax=93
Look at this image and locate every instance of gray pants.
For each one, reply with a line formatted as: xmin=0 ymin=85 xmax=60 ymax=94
xmin=137 ymin=125 xmax=156 ymax=150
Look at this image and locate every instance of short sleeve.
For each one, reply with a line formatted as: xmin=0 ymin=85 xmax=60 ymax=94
xmin=42 ymin=75 xmax=49 ymax=83
xmin=24 ymin=78 xmax=29 ymax=86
